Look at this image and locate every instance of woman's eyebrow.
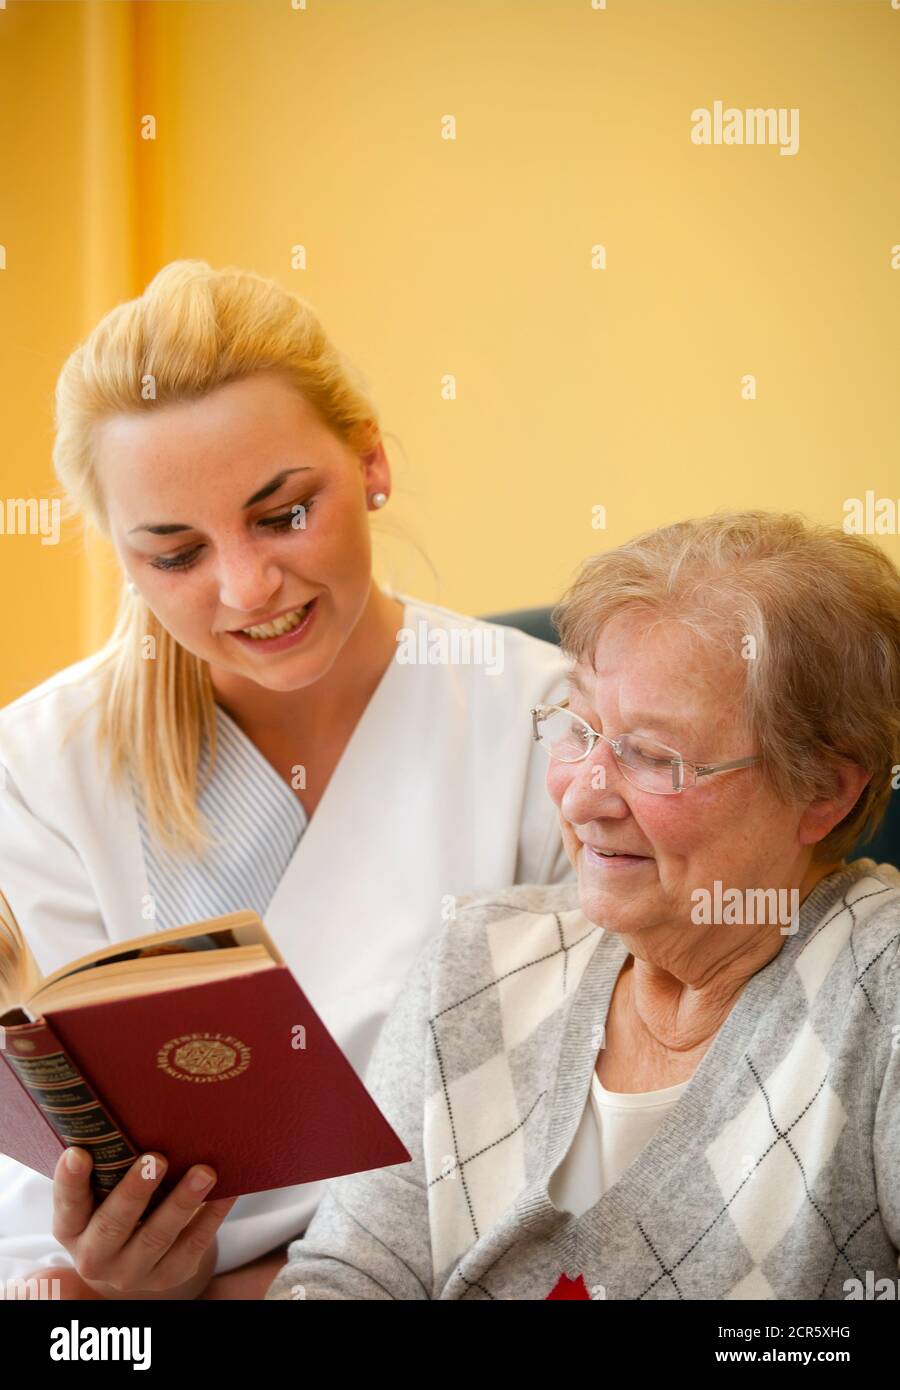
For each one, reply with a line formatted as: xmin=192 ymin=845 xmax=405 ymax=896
xmin=128 ymin=467 xmax=313 ymax=535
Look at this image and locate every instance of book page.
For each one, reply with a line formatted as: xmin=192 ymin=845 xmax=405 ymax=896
xmin=0 ymin=887 xmax=44 ymax=1017
xmin=0 ymin=891 xmax=285 ymax=1015
xmin=35 ymin=909 xmax=284 ymax=998
xmin=30 ymin=944 xmax=278 ymax=1015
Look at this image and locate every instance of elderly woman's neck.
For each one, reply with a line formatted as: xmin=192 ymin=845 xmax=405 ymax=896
xmin=618 ymin=857 xmax=845 ymax=1056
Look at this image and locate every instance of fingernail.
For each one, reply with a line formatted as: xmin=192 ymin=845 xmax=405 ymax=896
xmin=65 ymin=1148 xmax=86 ymax=1174
xmin=190 ymin=1168 xmax=214 ymax=1192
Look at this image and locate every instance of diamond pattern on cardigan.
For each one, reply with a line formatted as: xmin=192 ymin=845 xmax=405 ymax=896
xmin=459 ymin=874 xmax=898 ymax=1299
xmin=486 ymin=907 xmax=599 ymax=1050
xmin=706 ymin=1026 xmax=847 ymax=1268
xmin=262 ymin=864 xmax=900 ymax=1302
xmin=426 ymin=904 xmax=601 ymax=1275
xmin=426 ymin=1050 xmax=531 ymax=1270
xmin=724 ymin=1266 xmax=777 ymax=1299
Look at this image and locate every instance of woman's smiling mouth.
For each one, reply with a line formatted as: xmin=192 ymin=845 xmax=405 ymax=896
xmin=580 ymin=841 xmax=654 ymax=869
xmin=226 ymin=597 xmax=319 ymax=650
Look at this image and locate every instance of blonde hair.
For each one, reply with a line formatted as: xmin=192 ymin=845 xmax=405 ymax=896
xmin=53 ymin=260 xmax=385 ymax=857
xmin=552 ymin=510 xmax=900 ymax=863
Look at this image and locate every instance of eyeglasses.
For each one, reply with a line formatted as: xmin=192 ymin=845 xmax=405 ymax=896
xmin=530 ymin=699 xmax=762 ymax=795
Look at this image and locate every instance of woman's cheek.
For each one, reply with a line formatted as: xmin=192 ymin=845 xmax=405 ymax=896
xmin=144 ymin=581 xmax=210 ymax=650
xmin=546 ymin=762 xmax=570 ymax=808
xmin=641 ymin=801 xmax=698 ymax=862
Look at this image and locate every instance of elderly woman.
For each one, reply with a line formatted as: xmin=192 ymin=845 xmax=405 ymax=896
xmin=265 ymin=510 xmax=900 ymax=1301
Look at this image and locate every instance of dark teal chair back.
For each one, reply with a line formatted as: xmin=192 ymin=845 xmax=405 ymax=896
xmin=481 ymin=606 xmax=899 ymax=870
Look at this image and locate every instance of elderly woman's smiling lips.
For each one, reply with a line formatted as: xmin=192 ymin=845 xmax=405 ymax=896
xmin=579 ymin=838 xmax=655 ymax=870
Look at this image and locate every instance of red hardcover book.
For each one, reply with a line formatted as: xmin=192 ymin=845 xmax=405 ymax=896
xmin=0 ymin=890 xmax=410 ymax=1208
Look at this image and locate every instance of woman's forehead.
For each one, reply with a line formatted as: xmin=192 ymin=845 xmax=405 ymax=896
xmin=568 ymin=624 xmax=743 ymax=726
xmin=579 ymin=614 xmax=728 ymax=680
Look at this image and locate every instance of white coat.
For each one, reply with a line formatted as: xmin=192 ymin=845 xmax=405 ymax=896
xmin=0 ymin=592 xmax=574 ymax=1281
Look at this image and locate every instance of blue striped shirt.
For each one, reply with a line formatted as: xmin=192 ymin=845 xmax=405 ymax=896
xmin=130 ymin=703 xmax=306 ymax=935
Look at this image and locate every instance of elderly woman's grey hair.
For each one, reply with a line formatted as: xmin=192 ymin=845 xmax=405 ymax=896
xmin=551 ymin=509 xmax=900 ymax=863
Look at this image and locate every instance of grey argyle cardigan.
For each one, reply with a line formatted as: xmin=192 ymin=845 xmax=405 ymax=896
xmin=266 ymin=858 xmax=900 ymax=1300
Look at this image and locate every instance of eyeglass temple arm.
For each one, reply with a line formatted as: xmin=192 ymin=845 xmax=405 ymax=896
xmin=694 ymin=755 xmax=762 ymax=779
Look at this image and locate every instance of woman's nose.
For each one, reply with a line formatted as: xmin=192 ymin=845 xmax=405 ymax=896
xmin=215 ymin=542 xmax=283 ymax=614
xmin=558 ymin=740 xmax=627 ymax=820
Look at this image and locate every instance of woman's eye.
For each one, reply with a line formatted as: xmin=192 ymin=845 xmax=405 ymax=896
xmin=259 ymin=499 xmax=315 ymax=532
xmin=147 ymin=499 xmax=315 ymax=572
xmin=149 ymin=547 xmax=202 ymax=572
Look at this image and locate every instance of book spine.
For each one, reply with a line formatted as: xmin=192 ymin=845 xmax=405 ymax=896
xmin=1 ymin=1018 xmax=139 ymax=1199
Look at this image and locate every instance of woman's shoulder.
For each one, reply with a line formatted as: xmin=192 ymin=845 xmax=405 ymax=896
xmin=435 ymin=881 xmax=592 ymax=964
xmin=805 ymin=860 xmax=900 ymax=1031
xmin=393 ymin=591 xmax=569 ymax=692
xmin=0 ymin=654 xmax=108 ymax=765
xmin=413 ymin=881 xmax=601 ymax=1035
xmin=454 ymin=879 xmax=581 ymax=916
xmin=0 ymin=653 xmax=107 ymax=716
xmin=839 ymin=859 xmax=900 ymax=976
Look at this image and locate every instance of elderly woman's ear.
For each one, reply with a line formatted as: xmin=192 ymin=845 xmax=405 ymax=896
xmin=796 ymin=759 xmax=872 ymax=851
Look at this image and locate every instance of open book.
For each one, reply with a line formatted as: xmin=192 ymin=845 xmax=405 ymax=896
xmin=0 ymin=888 xmax=410 ymax=1206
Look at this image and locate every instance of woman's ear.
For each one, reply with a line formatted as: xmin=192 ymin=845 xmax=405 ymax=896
xmin=797 ymin=760 xmax=872 ymax=848
xmin=359 ymin=430 xmax=390 ymax=495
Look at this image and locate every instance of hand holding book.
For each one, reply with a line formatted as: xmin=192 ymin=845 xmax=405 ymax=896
xmin=0 ymin=889 xmax=410 ymax=1216
xmin=46 ymin=1145 xmax=238 ymax=1299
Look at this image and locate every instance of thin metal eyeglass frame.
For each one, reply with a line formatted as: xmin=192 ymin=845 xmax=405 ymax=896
xmin=530 ymin=698 xmax=762 ymax=795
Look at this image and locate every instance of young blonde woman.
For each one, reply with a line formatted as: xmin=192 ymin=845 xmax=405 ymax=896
xmin=0 ymin=261 xmax=573 ymax=1299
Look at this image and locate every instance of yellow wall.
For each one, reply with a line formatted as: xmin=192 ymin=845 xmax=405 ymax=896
xmin=1 ymin=0 xmax=898 ymax=705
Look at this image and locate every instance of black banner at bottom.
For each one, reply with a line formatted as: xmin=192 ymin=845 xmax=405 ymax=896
xmin=6 ymin=1295 xmax=895 ymax=1374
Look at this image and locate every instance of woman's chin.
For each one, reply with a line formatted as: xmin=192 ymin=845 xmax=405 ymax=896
xmin=576 ymin=864 xmax=650 ymax=930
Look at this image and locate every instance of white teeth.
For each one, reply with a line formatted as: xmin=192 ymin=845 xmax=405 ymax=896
xmin=241 ymin=604 xmax=308 ymax=640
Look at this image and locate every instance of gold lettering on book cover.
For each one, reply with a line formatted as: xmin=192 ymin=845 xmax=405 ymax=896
xmin=156 ymin=1032 xmax=251 ymax=1083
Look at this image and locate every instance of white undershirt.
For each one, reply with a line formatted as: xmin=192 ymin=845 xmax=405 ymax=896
xmin=549 ymin=1070 xmax=689 ymax=1217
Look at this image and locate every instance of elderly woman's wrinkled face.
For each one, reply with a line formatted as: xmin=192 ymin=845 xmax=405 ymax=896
xmin=547 ymin=612 xmax=813 ymax=936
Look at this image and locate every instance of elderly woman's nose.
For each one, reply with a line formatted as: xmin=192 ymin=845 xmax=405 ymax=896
xmin=559 ymin=740 xmax=624 ymax=819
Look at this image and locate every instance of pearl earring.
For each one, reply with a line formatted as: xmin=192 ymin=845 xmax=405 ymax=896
xmin=370 ymin=491 xmax=387 ymax=509
xmin=127 ymin=581 xmax=137 ymax=596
